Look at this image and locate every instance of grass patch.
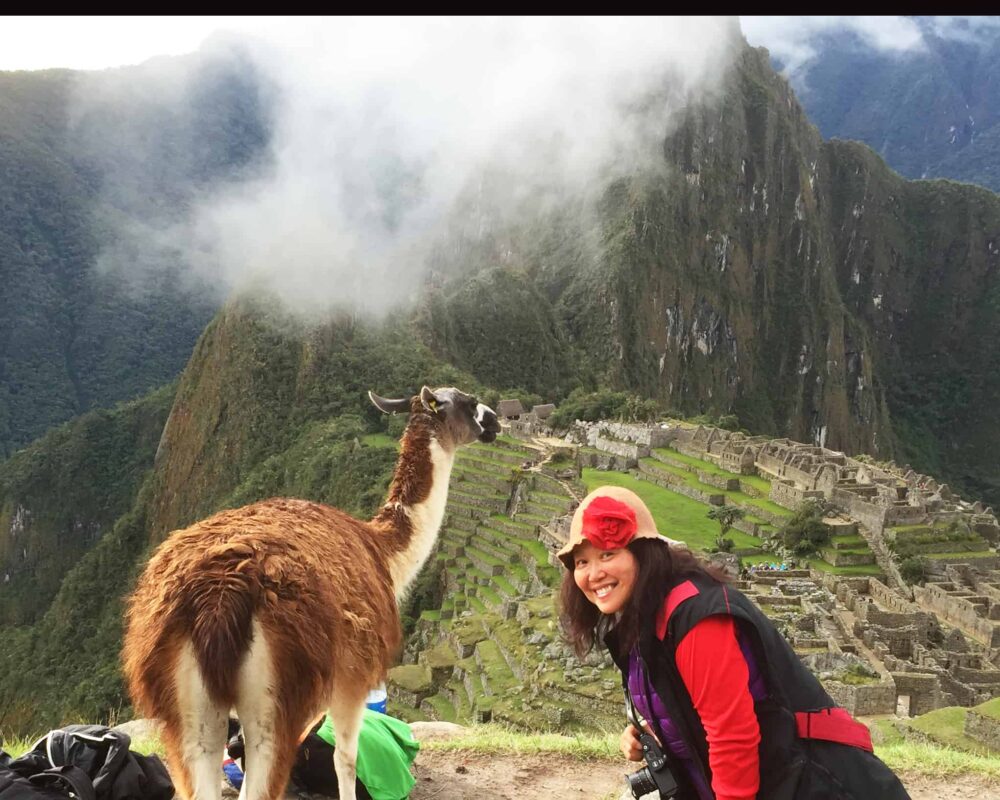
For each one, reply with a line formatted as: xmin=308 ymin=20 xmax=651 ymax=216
xmin=582 ymin=469 xmax=759 ymax=554
xmin=877 ymin=740 xmax=1000 ymax=777
xmin=651 ymin=448 xmax=774 ymax=495
xmin=362 ymin=432 xmax=399 ymax=449
xmin=639 ymin=459 xmax=791 ymax=521
xmin=904 ymin=706 xmax=995 ymax=756
xmin=419 ymin=723 xmax=620 ymax=759
xmin=974 ymin=697 xmax=1000 ymax=721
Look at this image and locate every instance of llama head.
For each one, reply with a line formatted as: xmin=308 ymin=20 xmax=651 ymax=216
xmin=369 ymin=386 xmax=500 ymax=446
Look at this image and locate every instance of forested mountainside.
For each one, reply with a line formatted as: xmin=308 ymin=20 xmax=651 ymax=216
xmin=4 ymin=33 xmax=1000 ymax=728
xmin=779 ymin=17 xmax=1000 ymax=192
xmin=422 ymin=44 xmax=1000 ymax=506
xmin=0 ymin=50 xmax=269 ymax=458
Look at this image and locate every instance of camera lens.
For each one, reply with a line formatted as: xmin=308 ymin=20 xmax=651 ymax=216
xmin=625 ymin=767 xmax=658 ymax=798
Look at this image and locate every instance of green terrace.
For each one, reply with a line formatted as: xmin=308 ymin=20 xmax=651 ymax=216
xmin=389 ymin=435 xmax=616 ymax=730
xmin=583 ymin=467 xmax=884 ymax=576
xmin=581 ymin=468 xmax=762 ymax=555
xmin=637 ymin=457 xmax=793 ymax=522
xmin=651 ymin=447 xmax=774 ymax=496
xmin=395 ymin=597 xmax=623 ymax=732
xmin=885 ymin=523 xmax=994 ymax=561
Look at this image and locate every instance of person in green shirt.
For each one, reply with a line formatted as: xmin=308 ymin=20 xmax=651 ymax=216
xmin=227 ymin=709 xmax=420 ymax=799
xmin=309 ymin=709 xmax=420 ymax=800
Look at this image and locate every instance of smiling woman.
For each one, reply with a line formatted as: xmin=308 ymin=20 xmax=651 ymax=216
xmin=557 ymin=485 xmax=910 ymax=800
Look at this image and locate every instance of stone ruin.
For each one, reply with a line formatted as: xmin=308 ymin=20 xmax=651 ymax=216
xmin=542 ymin=416 xmax=1000 ymax=721
xmin=734 ymin=566 xmax=1000 ymax=718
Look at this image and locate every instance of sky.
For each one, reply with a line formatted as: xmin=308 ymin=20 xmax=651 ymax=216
xmin=2 ymin=16 xmax=996 ymax=74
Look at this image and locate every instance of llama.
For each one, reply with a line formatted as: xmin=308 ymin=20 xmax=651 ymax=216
xmin=122 ymin=386 xmax=499 ymax=800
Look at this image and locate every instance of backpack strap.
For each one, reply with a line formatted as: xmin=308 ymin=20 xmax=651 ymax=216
xmin=28 ymin=766 xmax=96 ymax=800
xmin=795 ymin=708 xmax=873 ymax=752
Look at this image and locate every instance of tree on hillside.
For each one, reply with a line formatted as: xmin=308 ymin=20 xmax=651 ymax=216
xmin=707 ymin=505 xmax=745 ymax=553
xmin=780 ymin=500 xmax=831 ymax=555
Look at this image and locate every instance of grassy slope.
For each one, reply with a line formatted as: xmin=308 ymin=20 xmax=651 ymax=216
xmin=581 ymin=468 xmax=760 ymax=553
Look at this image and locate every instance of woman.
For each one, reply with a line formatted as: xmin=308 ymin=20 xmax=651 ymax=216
xmin=558 ymin=485 xmax=910 ymax=800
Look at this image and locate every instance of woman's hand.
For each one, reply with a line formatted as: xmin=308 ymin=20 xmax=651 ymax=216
xmin=620 ymin=724 xmax=645 ymax=762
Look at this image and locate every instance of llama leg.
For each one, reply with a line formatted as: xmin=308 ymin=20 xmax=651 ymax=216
xmin=175 ymin=642 xmax=228 ymax=800
xmin=235 ymin=619 xmax=300 ymax=800
xmin=327 ymin=691 xmax=367 ymax=800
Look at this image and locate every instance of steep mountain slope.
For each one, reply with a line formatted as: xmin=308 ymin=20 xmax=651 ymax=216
xmin=0 ymin=51 xmax=268 ymax=458
xmin=424 ymin=44 xmax=1000 ymax=505
xmin=0 ymin=385 xmax=174 ymax=626
xmin=781 ymin=20 xmax=1000 ymax=191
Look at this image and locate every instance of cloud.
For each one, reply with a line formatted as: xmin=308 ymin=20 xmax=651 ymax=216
xmin=740 ymin=16 xmax=926 ymax=77
xmin=70 ymin=17 xmax=742 ymax=318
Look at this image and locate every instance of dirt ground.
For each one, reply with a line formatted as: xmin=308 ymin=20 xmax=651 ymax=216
xmin=408 ymin=750 xmax=1000 ymax=800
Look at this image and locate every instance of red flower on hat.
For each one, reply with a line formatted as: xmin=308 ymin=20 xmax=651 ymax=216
xmin=581 ymin=496 xmax=638 ymax=550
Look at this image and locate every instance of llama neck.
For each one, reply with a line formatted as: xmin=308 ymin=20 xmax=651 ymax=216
xmin=374 ymin=417 xmax=456 ymax=598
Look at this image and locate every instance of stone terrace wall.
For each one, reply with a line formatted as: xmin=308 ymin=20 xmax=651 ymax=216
xmin=869 ymin=578 xmax=916 ymax=613
xmin=638 ymin=463 xmax=724 ymax=505
xmin=770 ymin=480 xmax=824 ymax=510
xmin=596 ymin=422 xmax=674 ymax=447
xmin=594 ymin=435 xmax=647 ymax=463
xmin=824 ymin=681 xmax=896 ymax=716
xmin=831 ymin=488 xmax=888 ymax=534
xmin=884 ymin=504 xmax=928 ymax=527
xmin=913 ymin=583 xmax=1000 ymax=647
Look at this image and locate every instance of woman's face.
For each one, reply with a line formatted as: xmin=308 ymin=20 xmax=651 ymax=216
xmin=572 ymin=539 xmax=638 ymax=615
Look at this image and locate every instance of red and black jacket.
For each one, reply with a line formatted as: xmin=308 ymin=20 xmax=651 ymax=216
xmin=605 ymin=573 xmax=910 ymax=800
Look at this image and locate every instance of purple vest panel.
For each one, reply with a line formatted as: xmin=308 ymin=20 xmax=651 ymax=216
xmin=627 ymin=623 xmax=765 ymax=800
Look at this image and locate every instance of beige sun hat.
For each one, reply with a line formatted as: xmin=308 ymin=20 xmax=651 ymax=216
xmin=556 ymin=485 xmax=684 ymax=570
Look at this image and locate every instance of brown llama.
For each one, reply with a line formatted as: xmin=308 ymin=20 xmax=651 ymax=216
xmin=122 ymin=386 xmax=499 ymax=800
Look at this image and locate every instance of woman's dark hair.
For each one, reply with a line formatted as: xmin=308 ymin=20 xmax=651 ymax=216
xmin=559 ymin=538 xmax=731 ymax=659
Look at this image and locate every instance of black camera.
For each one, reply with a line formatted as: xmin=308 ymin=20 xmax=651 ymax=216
xmin=624 ymin=731 xmax=680 ymax=799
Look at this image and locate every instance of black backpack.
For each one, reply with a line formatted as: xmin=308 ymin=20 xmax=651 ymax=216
xmin=0 ymin=726 xmax=172 ymax=800
xmin=228 ymin=720 xmax=371 ymax=799
xmin=290 ymin=728 xmax=371 ymax=800
xmin=0 ymin=763 xmax=95 ymax=800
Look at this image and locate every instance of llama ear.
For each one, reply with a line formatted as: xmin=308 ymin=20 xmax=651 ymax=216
xmin=420 ymin=385 xmax=442 ymax=413
xmin=368 ymin=391 xmax=410 ymax=415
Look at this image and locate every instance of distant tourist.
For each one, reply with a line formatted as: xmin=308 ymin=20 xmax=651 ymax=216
xmin=557 ymin=485 xmax=910 ymax=799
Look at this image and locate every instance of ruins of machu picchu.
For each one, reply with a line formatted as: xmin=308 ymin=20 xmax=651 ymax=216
xmin=389 ymin=403 xmax=1000 ymax=752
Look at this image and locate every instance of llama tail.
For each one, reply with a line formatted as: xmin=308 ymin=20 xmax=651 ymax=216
xmin=187 ymin=574 xmax=256 ymax=708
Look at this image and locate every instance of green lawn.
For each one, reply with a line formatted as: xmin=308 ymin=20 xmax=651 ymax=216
xmin=581 ymin=469 xmax=761 ymax=554
xmin=640 ymin=458 xmax=792 ymax=521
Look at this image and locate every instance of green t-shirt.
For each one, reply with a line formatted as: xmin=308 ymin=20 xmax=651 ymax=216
xmin=316 ymin=710 xmax=420 ymax=800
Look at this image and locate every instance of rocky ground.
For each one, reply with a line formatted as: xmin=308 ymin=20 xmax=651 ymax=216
xmin=117 ymin=719 xmax=1000 ymax=799
xmin=406 ymin=750 xmax=1000 ymax=800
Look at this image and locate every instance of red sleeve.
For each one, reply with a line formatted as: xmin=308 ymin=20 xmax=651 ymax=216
xmin=674 ymin=615 xmax=761 ymax=800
